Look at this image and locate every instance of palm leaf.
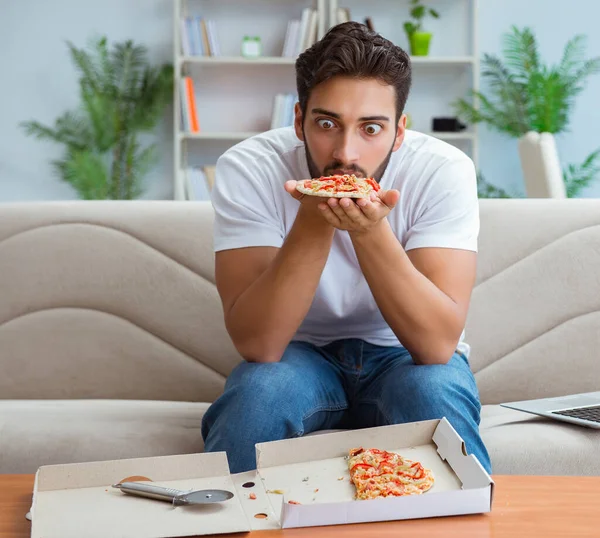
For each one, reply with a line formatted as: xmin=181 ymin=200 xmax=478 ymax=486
xmin=124 ymin=138 xmax=156 ymax=199
xmin=130 ymin=64 xmax=174 ymax=131
xmin=53 ymin=149 xmax=110 ymax=199
xmin=563 ymin=148 xmax=600 ymax=197
xmin=112 ymin=40 xmax=147 ymax=100
xmin=502 ymin=26 xmax=540 ymax=82
xmin=93 ymin=36 xmax=117 ymax=95
xmin=571 ymin=57 xmax=600 ymax=89
xmin=21 ymin=111 xmax=92 ymax=150
xmin=80 ymin=89 xmax=118 ymax=150
xmin=480 ymin=54 xmax=529 ymax=133
xmin=476 ymin=172 xmax=518 ymax=198
xmin=67 ymin=40 xmax=103 ymax=94
xmin=559 ymin=35 xmax=587 ymax=76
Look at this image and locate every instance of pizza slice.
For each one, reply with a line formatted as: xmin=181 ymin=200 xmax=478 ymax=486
xmin=347 ymin=447 xmax=434 ymax=500
xmin=296 ymin=174 xmax=381 ymax=198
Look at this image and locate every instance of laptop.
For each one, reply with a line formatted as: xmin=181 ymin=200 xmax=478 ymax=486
xmin=500 ymin=391 xmax=600 ymax=429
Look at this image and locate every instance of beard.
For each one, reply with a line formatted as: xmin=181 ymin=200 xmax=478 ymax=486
xmin=303 ymin=129 xmax=395 ymax=183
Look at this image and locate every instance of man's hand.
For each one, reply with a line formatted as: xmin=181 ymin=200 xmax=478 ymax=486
xmin=284 ymin=180 xmax=335 ymax=227
xmin=319 ymin=189 xmax=400 ymax=235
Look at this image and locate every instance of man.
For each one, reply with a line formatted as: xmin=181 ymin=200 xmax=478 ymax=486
xmin=202 ymin=21 xmax=491 ymax=475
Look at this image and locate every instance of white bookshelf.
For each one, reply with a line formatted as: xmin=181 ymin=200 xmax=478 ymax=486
xmin=181 ymin=56 xmax=297 ymax=66
xmin=173 ymin=0 xmax=480 ymax=200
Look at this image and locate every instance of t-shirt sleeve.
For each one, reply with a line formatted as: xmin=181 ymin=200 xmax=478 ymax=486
xmin=404 ymin=156 xmax=480 ymax=252
xmin=211 ymin=150 xmax=285 ymax=252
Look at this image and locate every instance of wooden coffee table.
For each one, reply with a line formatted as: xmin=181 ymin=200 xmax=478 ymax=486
xmin=2 ymin=474 xmax=598 ymax=537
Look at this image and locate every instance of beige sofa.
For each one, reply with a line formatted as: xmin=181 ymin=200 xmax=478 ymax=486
xmin=1 ymin=199 xmax=599 ymax=475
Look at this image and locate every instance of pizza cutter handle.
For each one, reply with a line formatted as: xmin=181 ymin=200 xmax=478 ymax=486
xmin=112 ymin=481 xmax=185 ymax=504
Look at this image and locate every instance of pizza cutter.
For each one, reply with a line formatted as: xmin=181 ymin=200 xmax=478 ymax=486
xmin=112 ymin=481 xmax=234 ymax=506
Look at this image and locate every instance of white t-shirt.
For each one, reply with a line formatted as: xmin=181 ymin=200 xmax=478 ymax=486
xmin=211 ymin=127 xmax=479 ymax=356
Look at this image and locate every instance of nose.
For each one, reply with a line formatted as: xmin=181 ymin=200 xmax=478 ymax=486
xmin=332 ymin=131 xmax=360 ymax=164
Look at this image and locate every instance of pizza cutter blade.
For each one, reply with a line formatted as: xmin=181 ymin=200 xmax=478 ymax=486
xmin=112 ymin=481 xmax=234 ymax=506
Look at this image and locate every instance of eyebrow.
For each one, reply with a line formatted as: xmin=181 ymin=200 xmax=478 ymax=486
xmin=311 ymin=108 xmax=390 ymax=122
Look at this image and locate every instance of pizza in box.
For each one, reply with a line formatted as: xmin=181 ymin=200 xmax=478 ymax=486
xmin=347 ymin=447 xmax=434 ymax=500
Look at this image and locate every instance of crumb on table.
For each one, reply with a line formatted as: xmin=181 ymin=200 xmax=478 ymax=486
xmin=302 ymin=477 xmax=309 ymax=482
xmin=267 ymin=489 xmax=285 ymax=495
xmin=249 ymin=493 xmax=257 ymax=500
xmin=314 ymin=488 xmax=319 ymax=493
xmin=288 ymin=500 xmax=301 ymax=505
xmin=337 ymin=476 xmax=344 ymax=481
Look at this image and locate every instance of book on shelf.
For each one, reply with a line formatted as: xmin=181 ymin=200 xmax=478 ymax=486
xmin=329 ymin=3 xmax=375 ymax=31
xmin=185 ymin=166 xmax=214 ymax=201
xmin=282 ymin=7 xmax=319 ymax=57
xmin=180 ymin=16 xmax=220 ymax=56
xmin=270 ymin=93 xmax=297 ymax=130
xmin=180 ymin=76 xmax=200 ymax=133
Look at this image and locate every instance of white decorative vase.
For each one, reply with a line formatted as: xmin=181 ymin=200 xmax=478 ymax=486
xmin=518 ymin=131 xmax=567 ymax=198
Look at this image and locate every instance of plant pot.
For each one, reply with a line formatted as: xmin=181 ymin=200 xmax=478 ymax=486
xmin=518 ymin=131 xmax=566 ymax=198
xmin=408 ymin=32 xmax=432 ymax=56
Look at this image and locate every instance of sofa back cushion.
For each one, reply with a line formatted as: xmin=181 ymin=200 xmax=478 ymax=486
xmin=0 ymin=201 xmax=236 ymax=402
xmin=467 ymin=199 xmax=600 ymax=404
xmin=1 ymin=199 xmax=599 ymax=406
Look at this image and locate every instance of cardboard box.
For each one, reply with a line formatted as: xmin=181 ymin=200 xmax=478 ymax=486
xmin=30 ymin=418 xmax=493 ymax=537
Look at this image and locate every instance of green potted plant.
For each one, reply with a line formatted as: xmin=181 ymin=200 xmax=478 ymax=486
xmin=454 ymin=26 xmax=600 ymax=197
xmin=21 ymin=37 xmax=173 ymax=200
xmin=403 ymin=0 xmax=439 ymax=56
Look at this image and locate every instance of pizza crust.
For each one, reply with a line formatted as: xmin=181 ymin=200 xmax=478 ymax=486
xmin=296 ymin=183 xmax=369 ymax=198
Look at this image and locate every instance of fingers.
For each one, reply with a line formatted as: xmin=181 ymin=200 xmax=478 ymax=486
xmin=328 ymin=197 xmax=371 ymax=227
xmin=355 ymin=196 xmax=380 ymax=220
xmin=285 ymin=180 xmax=304 ymax=201
xmin=318 ymin=201 xmax=342 ymax=227
xmin=379 ymin=189 xmax=400 ymax=209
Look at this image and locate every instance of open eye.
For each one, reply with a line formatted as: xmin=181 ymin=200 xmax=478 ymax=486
xmin=364 ymin=123 xmax=382 ymax=135
xmin=317 ymin=118 xmax=336 ymax=130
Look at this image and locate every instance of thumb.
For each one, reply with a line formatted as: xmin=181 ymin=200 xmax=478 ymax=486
xmin=379 ymin=189 xmax=400 ymax=209
xmin=285 ymin=180 xmax=304 ymax=201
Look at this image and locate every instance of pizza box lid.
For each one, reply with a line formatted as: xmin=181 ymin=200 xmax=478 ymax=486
xmin=29 ymin=418 xmax=493 ymax=536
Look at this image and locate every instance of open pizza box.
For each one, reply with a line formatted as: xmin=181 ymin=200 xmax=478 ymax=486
xmin=29 ymin=418 xmax=494 ymax=537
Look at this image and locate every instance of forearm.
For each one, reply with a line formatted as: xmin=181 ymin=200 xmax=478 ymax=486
xmin=226 ymin=211 xmax=334 ymax=363
xmin=351 ymin=221 xmax=464 ymax=364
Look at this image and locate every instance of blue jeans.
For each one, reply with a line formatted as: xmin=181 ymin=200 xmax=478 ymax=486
xmin=201 ymin=339 xmax=491 ymax=474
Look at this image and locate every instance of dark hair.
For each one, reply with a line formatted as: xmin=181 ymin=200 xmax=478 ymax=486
xmin=296 ymin=21 xmax=412 ymax=122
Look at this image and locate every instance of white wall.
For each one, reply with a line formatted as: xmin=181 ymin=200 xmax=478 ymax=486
xmin=478 ymin=0 xmax=600 ymax=197
xmin=1 ymin=0 xmax=599 ymax=200
xmin=0 ymin=0 xmax=174 ymax=201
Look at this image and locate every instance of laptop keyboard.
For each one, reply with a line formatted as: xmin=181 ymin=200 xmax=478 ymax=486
xmin=552 ymin=405 xmax=600 ymax=423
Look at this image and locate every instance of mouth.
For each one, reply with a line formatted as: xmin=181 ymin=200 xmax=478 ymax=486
xmin=328 ymin=169 xmax=361 ymax=177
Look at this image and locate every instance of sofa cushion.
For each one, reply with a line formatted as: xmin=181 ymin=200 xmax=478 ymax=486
xmin=0 ymin=400 xmax=208 ymax=474
xmin=480 ymin=405 xmax=600 ymax=476
xmin=2 ymin=400 xmax=599 ymax=477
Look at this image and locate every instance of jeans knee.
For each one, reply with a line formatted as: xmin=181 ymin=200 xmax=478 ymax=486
xmin=209 ymin=361 xmax=310 ymax=430
xmin=230 ymin=362 xmax=304 ymax=403
xmin=384 ymin=358 xmax=480 ymax=416
xmin=202 ymin=361 xmax=308 ymax=445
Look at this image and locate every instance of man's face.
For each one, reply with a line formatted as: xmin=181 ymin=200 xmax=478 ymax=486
xmin=294 ymin=76 xmax=406 ymax=181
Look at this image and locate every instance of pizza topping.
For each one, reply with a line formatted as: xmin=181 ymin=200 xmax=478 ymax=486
xmin=347 ymin=447 xmax=434 ymax=500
